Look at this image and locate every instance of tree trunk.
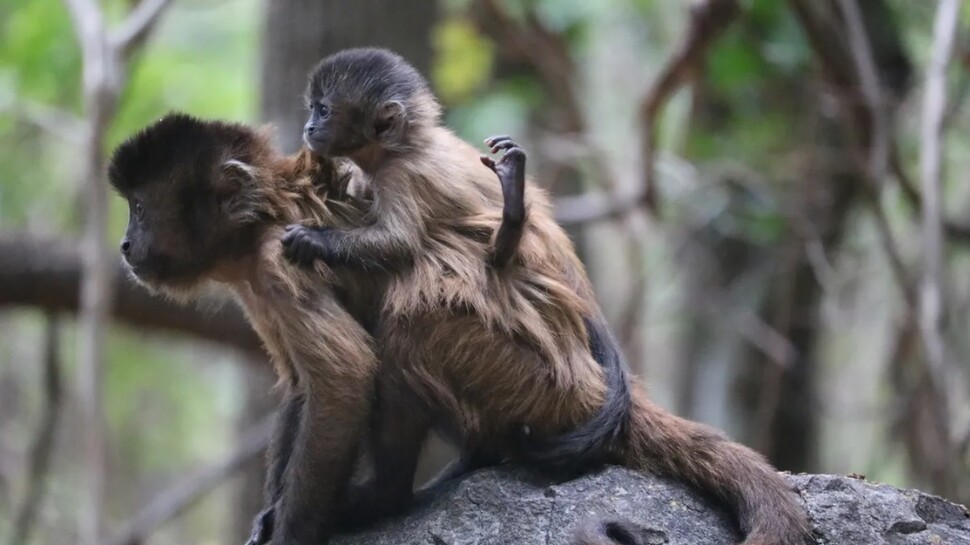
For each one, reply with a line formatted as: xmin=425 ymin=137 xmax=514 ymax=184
xmin=260 ymin=0 xmax=436 ymax=151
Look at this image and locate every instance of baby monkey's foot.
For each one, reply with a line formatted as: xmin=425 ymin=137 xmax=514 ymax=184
xmin=281 ymin=225 xmax=334 ymax=267
xmin=481 ymin=135 xmax=527 ymax=203
xmin=482 ymin=135 xmax=527 ymax=268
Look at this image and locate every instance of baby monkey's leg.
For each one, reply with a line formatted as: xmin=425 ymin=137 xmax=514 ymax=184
xmin=481 ymin=135 xmax=527 ymax=268
xmin=337 ymin=373 xmax=432 ymax=529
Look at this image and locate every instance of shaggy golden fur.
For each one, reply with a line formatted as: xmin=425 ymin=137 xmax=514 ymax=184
xmin=287 ymin=47 xmax=811 ymax=545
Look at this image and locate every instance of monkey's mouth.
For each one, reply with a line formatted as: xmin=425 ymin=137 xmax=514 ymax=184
xmin=123 ymin=254 xmax=196 ymax=289
xmin=303 ymin=132 xmax=332 ymax=156
xmin=123 ymin=259 xmax=163 ymax=287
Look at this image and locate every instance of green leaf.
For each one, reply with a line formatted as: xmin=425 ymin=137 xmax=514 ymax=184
xmin=433 ymin=18 xmax=495 ymax=104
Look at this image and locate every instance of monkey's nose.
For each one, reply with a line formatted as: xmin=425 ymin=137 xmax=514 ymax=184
xmin=120 ymin=239 xmax=131 ymax=256
xmin=304 ymin=123 xmax=316 ymax=135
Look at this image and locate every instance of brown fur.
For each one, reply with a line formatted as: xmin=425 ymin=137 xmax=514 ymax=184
xmin=108 ymin=117 xmax=378 ymax=545
xmin=294 ymin=48 xmax=811 ymax=545
xmin=363 ymin=129 xmax=606 ymax=440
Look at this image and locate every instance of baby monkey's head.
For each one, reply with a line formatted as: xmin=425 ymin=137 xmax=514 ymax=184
xmin=108 ymin=113 xmax=272 ymax=297
xmin=303 ymin=47 xmax=442 ymax=162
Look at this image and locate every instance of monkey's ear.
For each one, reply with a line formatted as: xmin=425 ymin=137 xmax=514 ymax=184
xmin=217 ymin=159 xmax=261 ymax=223
xmin=223 ymin=159 xmax=259 ymax=183
xmin=372 ymin=100 xmax=407 ymax=143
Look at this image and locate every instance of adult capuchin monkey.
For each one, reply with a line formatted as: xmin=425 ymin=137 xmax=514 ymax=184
xmin=108 ymin=115 xmax=378 ymax=545
xmin=106 ymin=114 xmax=630 ymax=545
xmin=282 ymin=48 xmax=811 ymax=545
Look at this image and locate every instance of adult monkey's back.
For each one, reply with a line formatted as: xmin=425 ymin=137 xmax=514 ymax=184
xmin=284 ymin=48 xmax=811 ymax=545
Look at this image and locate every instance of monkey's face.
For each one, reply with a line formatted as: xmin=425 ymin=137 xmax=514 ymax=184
xmin=303 ymin=99 xmax=369 ymax=158
xmin=304 ymin=48 xmax=434 ymax=164
xmin=109 ymin=114 xmax=265 ymax=296
xmin=117 ymin=183 xmax=202 ymax=289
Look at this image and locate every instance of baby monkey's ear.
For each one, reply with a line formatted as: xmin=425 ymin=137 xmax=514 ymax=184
xmin=217 ymin=159 xmax=262 ymax=224
xmin=371 ymin=100 xmax=407 ymax=143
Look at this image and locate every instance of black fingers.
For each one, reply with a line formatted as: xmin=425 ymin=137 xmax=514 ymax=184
xmin=281 ymin=225 xmax=326 ymax=267
xmin=484 ymin=135 xmax=518 ymax=155
xmin=484 ymin=135 xmax=511 ymax=148
xmin=481 ymin=146 xmax=525 ymax=177
xmin=480 ymin=155 xmax=497 ymax=172
xmin=481 ymin=135 xmax=527 ymax=176
xmin=487 ymin=136 xmax=527 ymax=269
xmin=502 ymin=146 xmax=525 ymax=161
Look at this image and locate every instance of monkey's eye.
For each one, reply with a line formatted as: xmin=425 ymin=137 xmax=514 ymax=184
xmin=315 ymin=103 xmax=331 ymax=119
xmin=133 ymin=200 xmax=144 ymax=219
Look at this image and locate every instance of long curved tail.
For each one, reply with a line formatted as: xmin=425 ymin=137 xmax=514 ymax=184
xmin=615 ymin=388 xmax=811 ymax=545
xmin=520 ymin=315 xmax=632 ymax=472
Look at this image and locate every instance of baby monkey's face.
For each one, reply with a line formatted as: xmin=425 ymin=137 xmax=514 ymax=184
xmin=303 ymin=48 xmax=427 ymax=164
xmin=302 ymin=93 xmax=370 ymax=159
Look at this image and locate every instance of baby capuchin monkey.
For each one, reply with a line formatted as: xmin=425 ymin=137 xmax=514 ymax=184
xmin=283 ymin=48 xmax=811 ymax=545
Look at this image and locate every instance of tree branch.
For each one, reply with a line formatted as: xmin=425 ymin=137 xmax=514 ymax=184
xmin=834 ymin=0 xmax=889 ymax=184
xmin=891 ymin=151 xmax=970 ymax=244
xmin=0 ymin=98 xmax=85 ymax=144
xmin=470 ymin=0 xmax=583 ymax=132
xmin=638 ymin=0 xmax=740 ymax=214
xmin=59 ymin=1 xmax=177 ymax=540
xmin=110 ymin=0 xmax=174 ymax=58
xmin=10 ymin=314 xmax=63 ymax=545
xmin=107 ymin=414 xmax=275 ymax=545
xmin=918 ymin=0 xmax=960 ymax=415
xmin=61 ymin=0 xmax=103 ymax=46
xmin=0 ymin=232 xmax=262 ymax=356
xmin=832 ymin=0 xmax=915 ymax=306
xmin=553 ymin=187 xmax=650 ymax=226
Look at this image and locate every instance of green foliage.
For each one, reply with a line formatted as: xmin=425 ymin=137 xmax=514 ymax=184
xmin=447 ymin=77 xmax=541 ymax=142
xmin=534 ymin=0 xmax=601 ymax=37
xmin=433 ymin=18 xmax=494 ymax=104
xmin=0 ymin=2 xmax=258 ymax=541
xmin=707 ymin=32 xmax=765 ymax=94
xmin=0 ymin=0 xmax=81 ymax=108
xmin=0 ymin=0 xmax=258 ymax=234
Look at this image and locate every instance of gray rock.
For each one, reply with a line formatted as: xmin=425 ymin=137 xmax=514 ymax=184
xmin=332 ymin=466 xmax=970 ymax=545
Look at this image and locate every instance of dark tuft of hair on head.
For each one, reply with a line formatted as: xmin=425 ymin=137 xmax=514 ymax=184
xmin=307 ymin=47 xmax=442 ymax=127
xmin=108 ymin=112 xmax=262 ymax=195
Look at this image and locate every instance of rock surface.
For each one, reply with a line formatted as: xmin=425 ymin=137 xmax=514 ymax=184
xmin=332 ymin=466 xmax=970 ymax=545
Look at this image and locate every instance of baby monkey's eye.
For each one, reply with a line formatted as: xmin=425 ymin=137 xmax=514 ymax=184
xmin=315 ymin=103 xmax=331 ymax=119
xmin=133 ymin=200 xmax=144 ymax=219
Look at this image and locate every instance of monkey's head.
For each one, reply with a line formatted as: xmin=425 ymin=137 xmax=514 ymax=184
xmin=108 ymin=113 xmax=272 ymax=297
xmin=303 ymin=47 xmax=442 ymax=163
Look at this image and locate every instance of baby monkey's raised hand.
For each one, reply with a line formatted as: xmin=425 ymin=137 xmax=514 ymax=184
xmin=480 ymin=135 xmax=527 ymax=268
xmin=281 ymin=136 xmax=529 ymax=271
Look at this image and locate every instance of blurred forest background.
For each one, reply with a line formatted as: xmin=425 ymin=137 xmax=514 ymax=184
xmin=1 ymin=0 xmax=970 ymax=544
